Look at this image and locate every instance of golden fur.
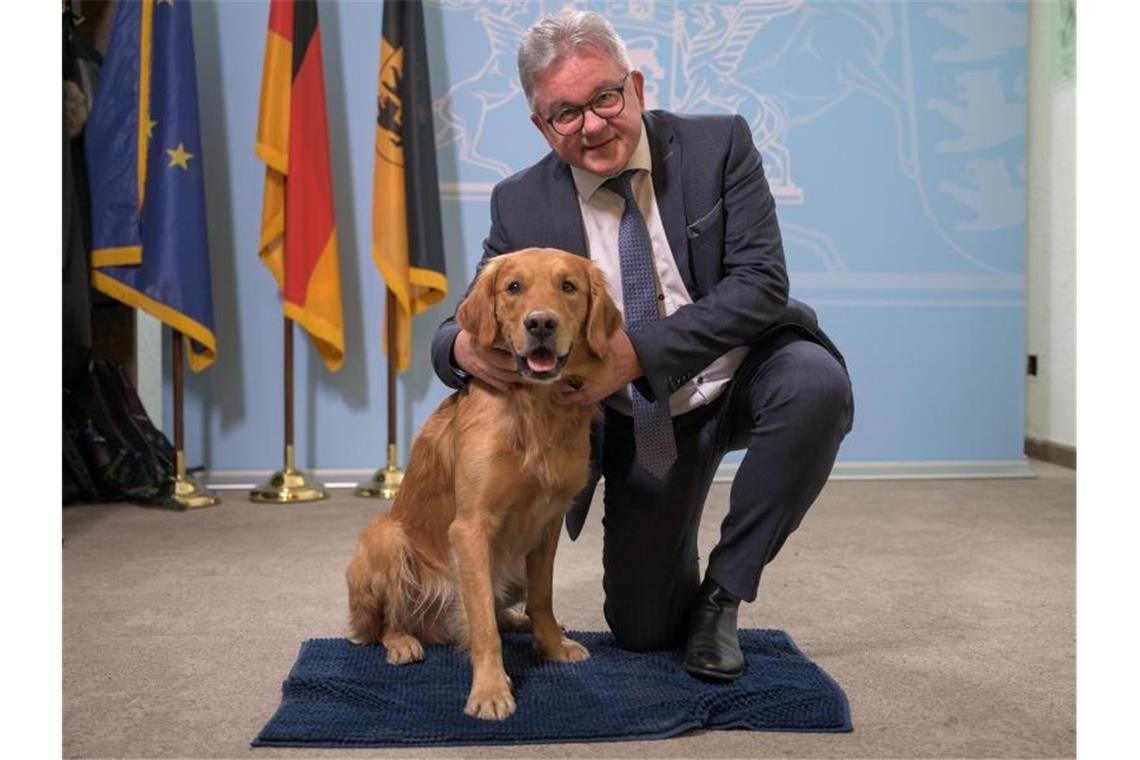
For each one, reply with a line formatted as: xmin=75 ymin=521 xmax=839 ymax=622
xmin=345 ymin=248 xmax=622 ymax=720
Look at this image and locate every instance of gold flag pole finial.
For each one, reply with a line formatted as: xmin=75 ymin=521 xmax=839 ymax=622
xmin=251 ymin=317 xmax=329 ymax=503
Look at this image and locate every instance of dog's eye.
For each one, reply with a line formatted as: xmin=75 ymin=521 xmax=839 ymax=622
xmin=506 ymin=281 xmax=522 ymax=294
xmin=562 ymin=279 xmax=578 ymax=293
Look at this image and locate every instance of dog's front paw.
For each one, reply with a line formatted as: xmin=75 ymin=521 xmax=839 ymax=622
xmin=541 ymin=636 xmax=590 ymax=663
xmin=382 ymin=633 xmax=425 ymax=665
xmin=464 ymin=674 xmax=516 ymax=720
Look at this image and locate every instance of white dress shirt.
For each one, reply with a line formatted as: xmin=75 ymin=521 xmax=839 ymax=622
xmin=570 ymin=124 xmax=751 ymax=417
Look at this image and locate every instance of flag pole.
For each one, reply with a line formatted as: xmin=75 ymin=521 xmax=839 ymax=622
xmin=355 ymin=289 xmax=405 ymax=499
xmin=250 ymin=316 xmax=329 ymax=502
xmin=165 ymin=328 xmax=220 ymax=509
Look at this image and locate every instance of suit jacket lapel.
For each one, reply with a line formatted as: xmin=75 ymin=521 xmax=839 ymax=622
xmin=544 ymin=156 xmax=589 ymax=256
xmin=644 ymin=112 xmax=695 ymax=294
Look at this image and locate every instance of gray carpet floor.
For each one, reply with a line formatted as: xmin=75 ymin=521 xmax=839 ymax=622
xmin=62 ymin=459 xmax=1075 ymax=759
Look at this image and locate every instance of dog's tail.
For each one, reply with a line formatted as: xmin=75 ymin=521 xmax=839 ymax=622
xmin=346 ymin=515 xmax=403 ymax=644
xmin=345 ymin=516 xmax=452 ymax=645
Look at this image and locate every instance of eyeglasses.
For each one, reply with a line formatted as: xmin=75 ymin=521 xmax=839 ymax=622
xmin=543 ymin=73 xmax=631 ymax=136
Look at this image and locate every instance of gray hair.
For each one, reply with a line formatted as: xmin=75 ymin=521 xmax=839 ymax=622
xmin=517 ymin=9 xmax=633 ymax=113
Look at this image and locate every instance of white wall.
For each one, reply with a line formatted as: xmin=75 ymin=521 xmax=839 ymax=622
xmin=136 ymin=312 xmax=162 ymax=429
xmin=1025 ymin=0 xmax=1077 ymax=449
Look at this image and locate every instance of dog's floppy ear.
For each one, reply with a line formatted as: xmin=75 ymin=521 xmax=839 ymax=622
xmin=456 ymin=257 xmax=502 ymax=348
xmin=585 ymin=263 xmax=623 ymax=360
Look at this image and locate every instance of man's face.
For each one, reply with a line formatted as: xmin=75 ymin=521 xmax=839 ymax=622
xmin=529 ymin=47 xmax=645 ymax=177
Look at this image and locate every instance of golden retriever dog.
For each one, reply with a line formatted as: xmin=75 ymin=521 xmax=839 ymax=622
xmin=345 ymin=248 xmax=622 ymax=720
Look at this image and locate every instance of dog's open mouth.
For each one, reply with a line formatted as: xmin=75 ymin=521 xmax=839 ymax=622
xmin=515 ymin=346 xmax=569 ymax=382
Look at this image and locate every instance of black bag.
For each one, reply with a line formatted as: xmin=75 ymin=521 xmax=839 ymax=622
xmin=63 ymin=7 xmax=100 ymax=385
xmin=63 ymin=360 xmax=176 ymax=505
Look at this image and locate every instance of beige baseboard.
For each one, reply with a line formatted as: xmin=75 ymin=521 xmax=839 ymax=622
xmin=1024 ymin=438 xmax=1076 ymax=469
xmin=202 ymin=458 xmax=1042 ymax=490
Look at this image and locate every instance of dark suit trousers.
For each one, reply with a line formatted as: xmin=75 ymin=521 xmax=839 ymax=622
xmin=600 ymin=330 xmax=853 ymax=651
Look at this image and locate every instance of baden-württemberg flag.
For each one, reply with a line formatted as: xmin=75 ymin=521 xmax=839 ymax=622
xmin=374 ymin=0 xmax=447 ymax=373
xmin=256 ymin=0 xmax=345 ymax=372
xmin=86 ymin=0 xmax=217 ymax=372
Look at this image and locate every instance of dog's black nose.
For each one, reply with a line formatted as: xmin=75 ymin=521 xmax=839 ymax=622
xmin=525 ymin=310 xmax=558 ymax=339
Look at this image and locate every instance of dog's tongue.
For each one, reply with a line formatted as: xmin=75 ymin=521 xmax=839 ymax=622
xmin=526 ymin=348 xmax=558 ymax=373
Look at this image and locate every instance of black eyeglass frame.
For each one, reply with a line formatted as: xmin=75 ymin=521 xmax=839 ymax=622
xmin=543 ymin=72 xmax=632 ymax=136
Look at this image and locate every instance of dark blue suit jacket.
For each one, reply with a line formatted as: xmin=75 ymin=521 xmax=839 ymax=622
xmin=431 ymin=110 xmax=846 ymax=538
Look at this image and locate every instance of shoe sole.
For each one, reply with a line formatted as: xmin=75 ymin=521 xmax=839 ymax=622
xmin=683 ymin=662 xmax=745 ymax=682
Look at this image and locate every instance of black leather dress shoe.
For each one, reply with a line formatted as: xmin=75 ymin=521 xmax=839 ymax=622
xmin=683 ymin=577 xmax=745 ymax=681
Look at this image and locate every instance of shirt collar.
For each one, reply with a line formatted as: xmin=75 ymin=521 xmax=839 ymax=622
xmin=570 ymin=120 xmax=652 ymax=203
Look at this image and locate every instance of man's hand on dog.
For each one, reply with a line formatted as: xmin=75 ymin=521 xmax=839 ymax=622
xmin=555 ymin=330 xmax=642 ymax=406
xmin=454 ymin=329 xmax=522 ymax=391
xmin=455 ymin=327 xmax=643 ymax=404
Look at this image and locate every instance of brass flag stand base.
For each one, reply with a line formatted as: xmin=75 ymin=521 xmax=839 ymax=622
xmin=168 ymin=329 xmax=220 ymax=510
xmin=357 ymin=292 xmax=406 ymax=501
xmin=250 ymin=444 xmax=329 ymax=503
xmin=167 ymin=452 xmax=220 ymax=509
xmin=355 ymin=443 xmax=404 ymax=500
xmin=251 ymin=318 xmax=327 ymax=503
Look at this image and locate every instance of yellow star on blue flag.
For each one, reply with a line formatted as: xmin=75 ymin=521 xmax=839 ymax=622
xmin=166 ymin=143 xmax=193 ymax=169
xmin=85 ymin=0 xmax=216 ymax=371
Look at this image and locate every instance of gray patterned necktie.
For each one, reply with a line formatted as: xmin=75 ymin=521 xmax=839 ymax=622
xmin=604 ymin=170 xmax=677 ymax=480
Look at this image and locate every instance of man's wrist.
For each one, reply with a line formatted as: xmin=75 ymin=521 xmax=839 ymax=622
xmin=621 ymin=329 xmax=645 ymax=384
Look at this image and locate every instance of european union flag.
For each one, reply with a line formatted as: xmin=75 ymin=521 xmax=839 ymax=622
xmin=86 ymin=0 xmax=216 ymax=371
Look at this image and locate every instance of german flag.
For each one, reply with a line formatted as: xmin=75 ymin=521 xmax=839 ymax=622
xmin=373 ymin=0 xmax=447 ymax=373
xmin=255 ymin=0 xmax=344 ymax=372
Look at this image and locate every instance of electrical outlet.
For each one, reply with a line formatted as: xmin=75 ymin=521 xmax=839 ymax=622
xmin=1027 ymin=354 xmax=1038 ymax=376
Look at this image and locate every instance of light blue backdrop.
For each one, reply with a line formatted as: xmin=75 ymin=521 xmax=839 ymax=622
xmin=177 ymin=0 xmax=1027 ymax=472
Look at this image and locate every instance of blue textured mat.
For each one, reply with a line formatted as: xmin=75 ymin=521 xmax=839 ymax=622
xmin=253 ymin=630 xmax=852 ymax=748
